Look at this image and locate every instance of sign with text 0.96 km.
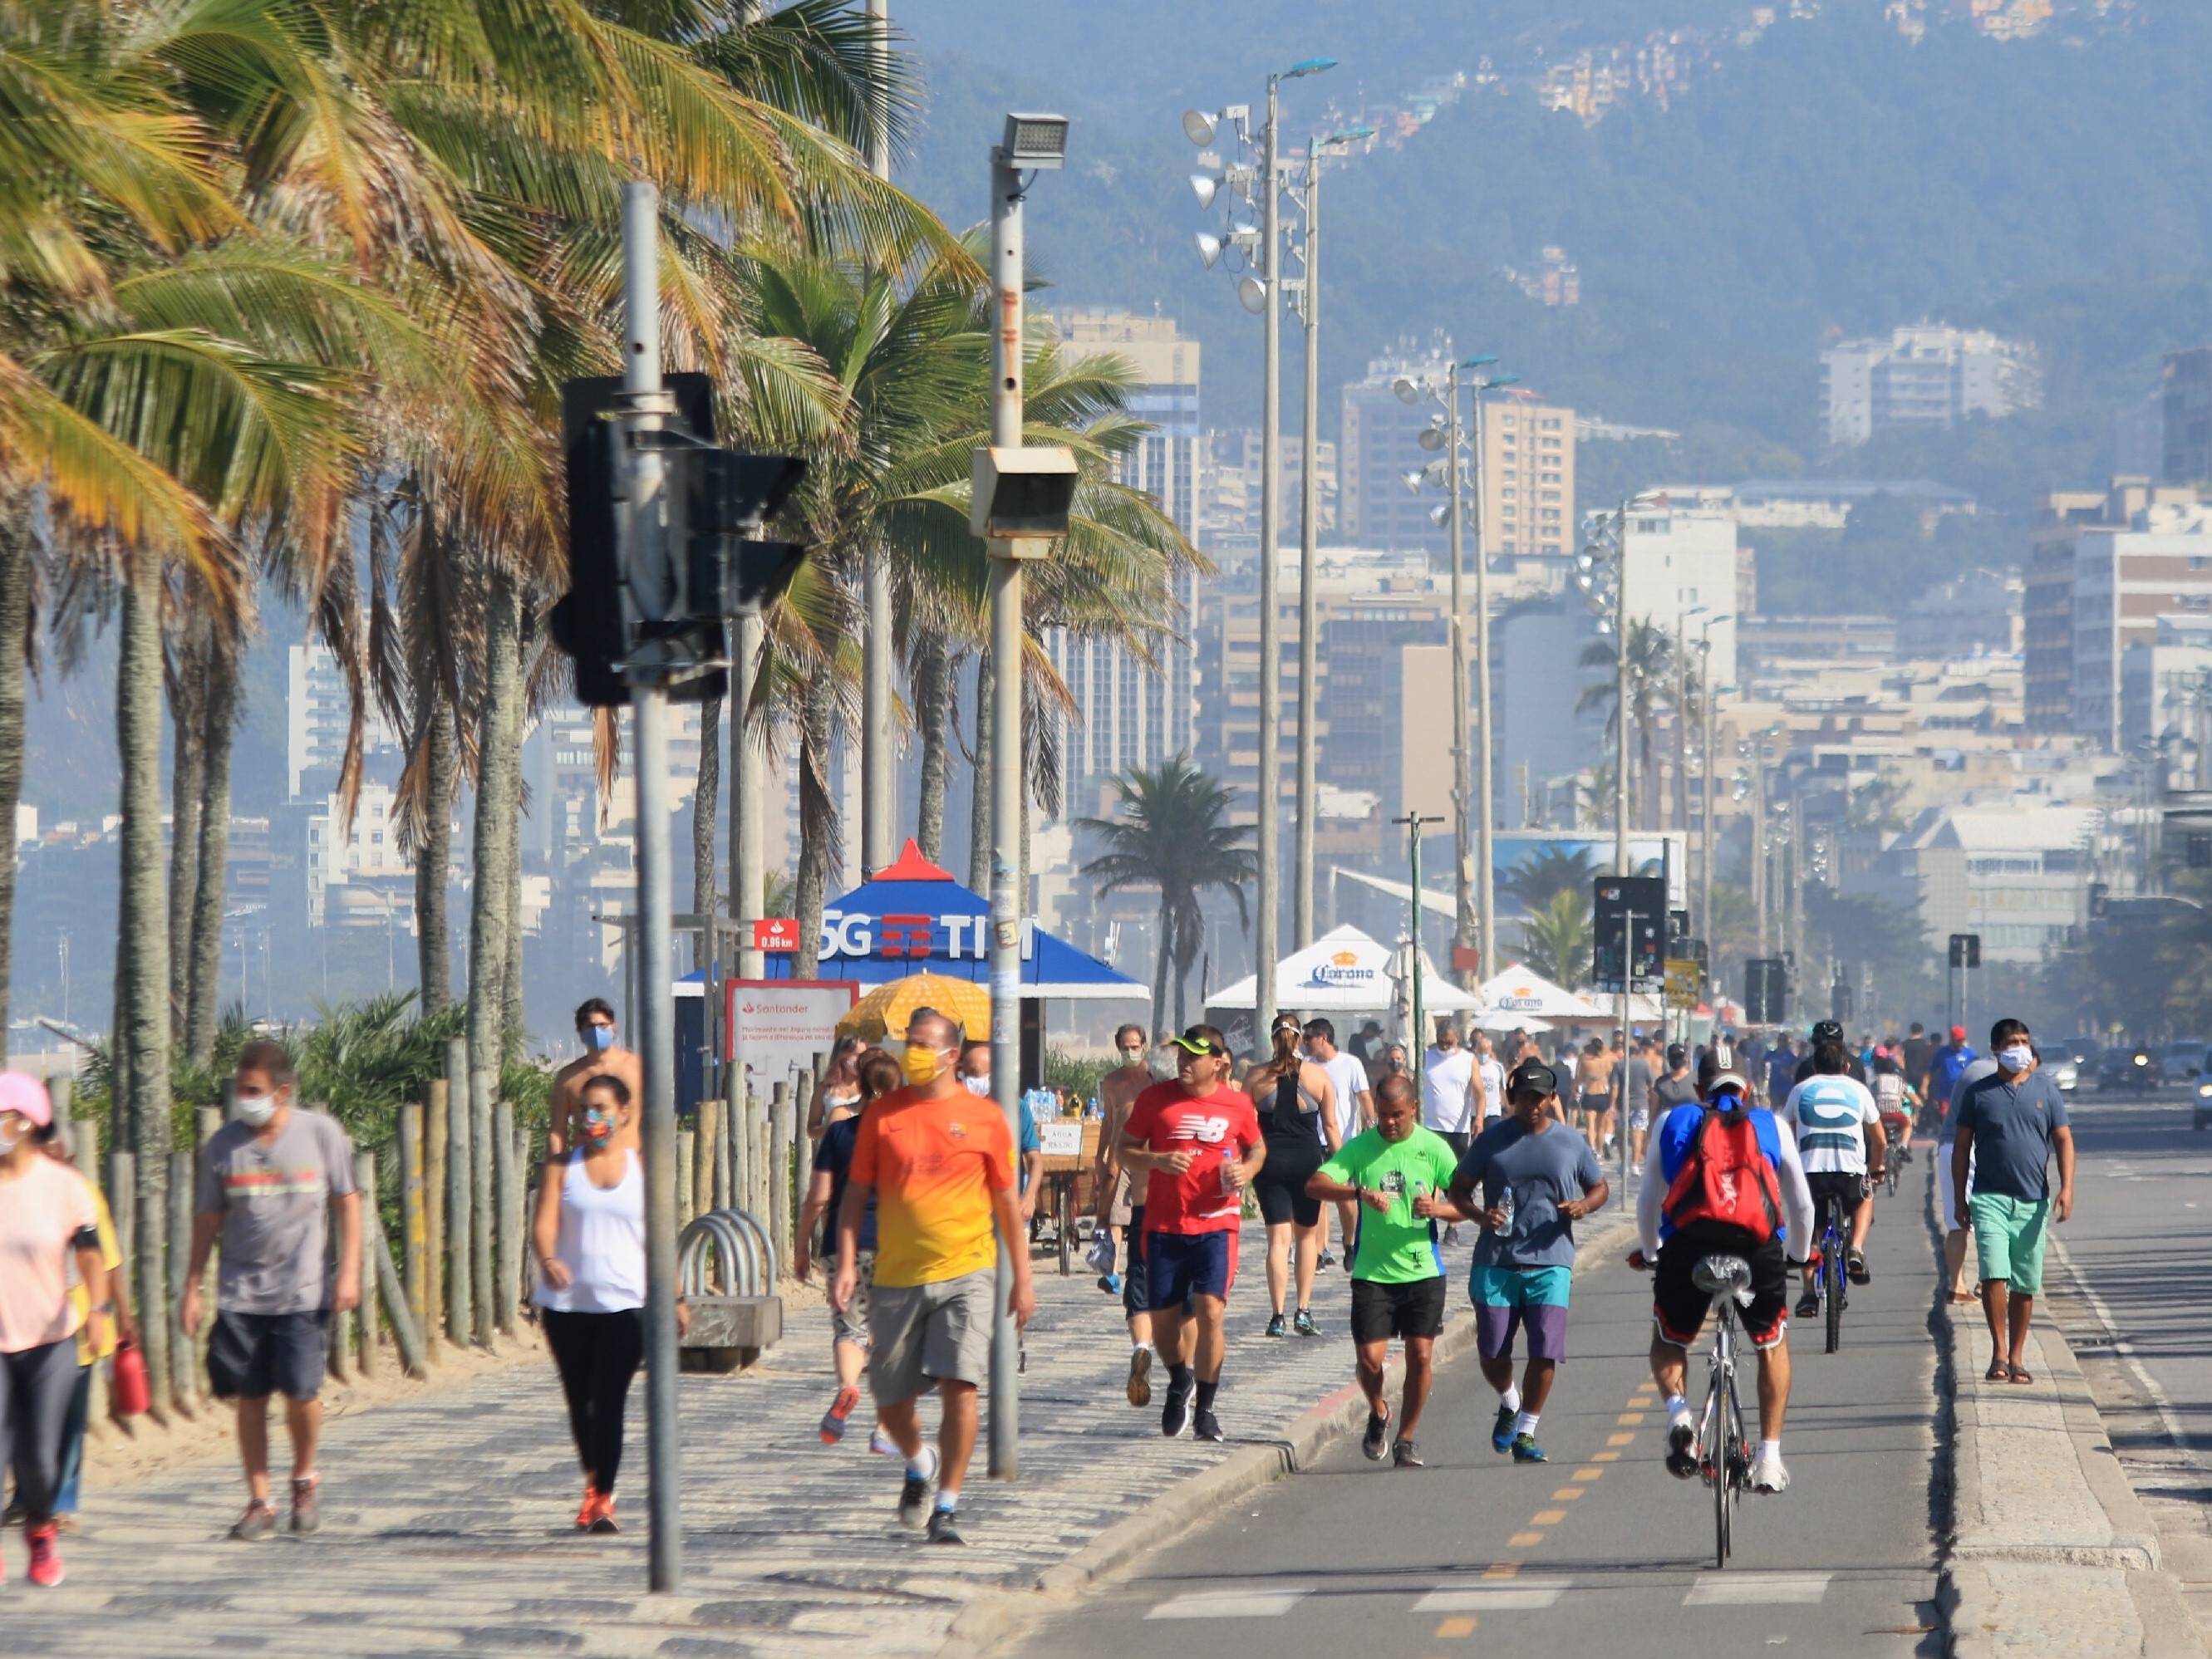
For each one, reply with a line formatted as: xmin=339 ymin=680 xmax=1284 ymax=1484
xmin=1592 ymin=876 xmax=1666 ymax=994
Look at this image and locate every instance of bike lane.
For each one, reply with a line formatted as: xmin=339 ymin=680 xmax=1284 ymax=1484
xmin=1021 ymin=1166 xmax=1944 ymax=1657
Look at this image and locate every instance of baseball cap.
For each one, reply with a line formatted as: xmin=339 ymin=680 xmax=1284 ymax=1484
xmin=1170 ymin=1023 xmax=1228 ymax=1058
xmin=1697 ymin=1038 xmax=1751 ymax=1100
xmin=1507 ymin=1059 xmax=1560 ymax=1097
xmin=1811 ymin=1019 xmax=1844 ymax=1044
xmin=0 ymin=1071 xmax=53 ymax=1128
xmin=1950 ymin=1025 xmax=1967 ymax=1041
xmin=1665 ymin=1043 xmax=1688 ymax=1068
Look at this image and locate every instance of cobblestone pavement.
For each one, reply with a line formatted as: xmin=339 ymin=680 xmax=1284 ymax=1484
xmin=5 ymin=1222 xmax=1409 ymax=1657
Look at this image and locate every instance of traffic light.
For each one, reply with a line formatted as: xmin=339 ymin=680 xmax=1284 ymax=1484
xmin=552 ymin=374 xmax=809 ymax=708
xmin=1592 ymin=876 xmax=1666 ymax=994
xmin=1744 ymin=957 xmax=1789 ymax=1024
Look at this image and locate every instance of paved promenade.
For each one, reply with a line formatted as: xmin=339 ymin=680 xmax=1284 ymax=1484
xmin=11 ymin=1222 xmax=1388 ymax=1657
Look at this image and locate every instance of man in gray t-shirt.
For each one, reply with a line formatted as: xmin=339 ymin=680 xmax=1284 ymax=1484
xmin=182 ymin=1040 xmax=361 ymax=1539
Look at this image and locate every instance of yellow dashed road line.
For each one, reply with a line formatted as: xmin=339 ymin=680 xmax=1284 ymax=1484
xmin=1434 ymin=1616 xmax=1477 ymax=1637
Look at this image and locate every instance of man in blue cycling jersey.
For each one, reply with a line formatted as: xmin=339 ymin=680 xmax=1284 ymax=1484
xmin=1635 ymin=1043 xmax=1814 ymax=1495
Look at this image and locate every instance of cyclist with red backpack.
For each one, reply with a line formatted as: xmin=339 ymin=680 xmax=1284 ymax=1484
xmin=1634 ymin=1043 xmax=1814 ymax=1495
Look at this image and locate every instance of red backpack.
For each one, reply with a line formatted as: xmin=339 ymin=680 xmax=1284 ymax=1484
xmin=1664 ymin=1107 xmax=1783 ymax=1242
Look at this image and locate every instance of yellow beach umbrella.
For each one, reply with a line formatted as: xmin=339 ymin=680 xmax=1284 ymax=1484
xmin=835 ymin=973 xmax=994 ymax=1045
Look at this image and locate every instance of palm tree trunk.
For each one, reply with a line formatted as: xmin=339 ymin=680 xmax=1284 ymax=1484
xmin=166 ymin=626 xmax=205 ymax=1029
xmin=967 ymin=649 xmax=993 ymax=895
xmin=693 ymin=691 xmax=721 ymax=925
xmin=1151 ymin=897 xmax=1172 ymax=1033
xmin=914 ymin=640 xmax=950 ymax=862
xmin=794 ymin=675 xmax=837 ymax=979
xmin=117 ymin=542 xmax=175 ymax=1401
xmin=416 ymin=696 xmax=456 ymax=1013
xmin=0 ymin=513 xmax=32 ymax=1062
xmin=184 ymin=647 xmax=237 ymax=1062
xmin=467 ymin=567 xmax=521 ymax=1073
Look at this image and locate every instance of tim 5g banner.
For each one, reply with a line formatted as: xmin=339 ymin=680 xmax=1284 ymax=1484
xmin=817 ymin=910 xmax=1037 ymax=963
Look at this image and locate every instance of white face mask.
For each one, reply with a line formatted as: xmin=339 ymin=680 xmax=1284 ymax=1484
xmin=235 ymin=1090 xmax=278 ymax=1128
xmin=961 ymin=1074 xmax=992 ymax=1097
xmin=1998 ymin=1045 xmax=2034 ymax=1073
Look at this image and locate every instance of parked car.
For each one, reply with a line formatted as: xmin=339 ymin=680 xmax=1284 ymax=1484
xmin=2165 ymin=1039 xmax=2211 ymax=1086
xmin=2048 ymin=1053 xmax=2080 ymax=1092
xmin=2101 ymin=1043 xmax=2158 ymax=1093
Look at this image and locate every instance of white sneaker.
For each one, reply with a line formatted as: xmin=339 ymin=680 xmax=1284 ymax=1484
xmin=1748 ymin=1445 xmax=1790 ymax=1494
xmin=1664 ymin=1407 xmax=1699 ymax=1480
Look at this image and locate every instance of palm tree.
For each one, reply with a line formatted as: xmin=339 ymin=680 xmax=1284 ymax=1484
xmin=1078 ymin=757 xmax=1255 ymax=1028
xmin=1577 ymin=619 xmax=1675 ymax=832
xmin=1500 ymin=844 xmax=1600 ymax=917
xmin=1516 ymin=887 xmax=1593 ymax=989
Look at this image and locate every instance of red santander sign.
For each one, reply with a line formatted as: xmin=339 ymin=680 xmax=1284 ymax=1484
xmin=753 ymin=918 xmax=800 ymax=953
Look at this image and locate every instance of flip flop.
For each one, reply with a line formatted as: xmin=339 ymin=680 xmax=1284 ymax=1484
xmin=2008 ymin=1364 xmax=2035 ymax=1385
xmin=1950 ymin=1293 xmax=1977 ymax=1305
xmin=1985 ymin=1361 xmax=2011 ymax=1383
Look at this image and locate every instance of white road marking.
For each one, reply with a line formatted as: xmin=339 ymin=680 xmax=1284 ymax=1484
xmin=1148 ymin=1588 xmax=1311 ymax=1619
xmin=1684 ymin=1572 xmax=1831 ymax=1605
xmin=1414 ymin=1578 xmax=1571 ymax=1612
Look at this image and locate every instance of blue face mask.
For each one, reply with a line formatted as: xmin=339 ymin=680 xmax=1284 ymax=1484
xmin=586 ymin=1025 xmax=614 ymax=1053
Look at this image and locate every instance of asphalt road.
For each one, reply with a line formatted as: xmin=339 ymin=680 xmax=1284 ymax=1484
xmin=1022 ymin=1161 xmax=1944 ymax=1657
xmin=2039 ymin=1091 xmax=2212 ymax=1469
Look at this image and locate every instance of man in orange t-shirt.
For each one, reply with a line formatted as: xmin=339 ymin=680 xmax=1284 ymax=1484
xmin=833 ymin=1007 xmax=1035 ymax=1544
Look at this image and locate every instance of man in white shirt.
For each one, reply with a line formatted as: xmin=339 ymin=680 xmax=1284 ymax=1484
xmin=1305 ymin=1018 xmax=1374 ymax=1270
xmin=1780 ymin=1036 xmax=1887 ymax=1314
xmin=1472 ymin=1031 xmax=1507 ymax=1128
xmin=1423 ymin=1019 xmax=1480 ymax=1244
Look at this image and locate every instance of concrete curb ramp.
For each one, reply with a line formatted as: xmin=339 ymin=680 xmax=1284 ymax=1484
xmin=941 ymin=1214 xmax=1640 ymax=1658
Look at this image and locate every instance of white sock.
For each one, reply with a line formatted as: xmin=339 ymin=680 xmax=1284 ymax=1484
xmin=934 ymin=1490 xmax=958 ymax=1512
xmin=1497 ymin=1383 xmax=1522 ymax=1414
xmin=1666 ymin=1393 xmax=1690 ymax=1420
xmin=1514 ymin=1411 xmax=1541 ymax=1436
xmin=906 ymin=1452 xmax=931 ymax=1479
xmin=1759 ymin=1438 xmax=1782 ymax=1460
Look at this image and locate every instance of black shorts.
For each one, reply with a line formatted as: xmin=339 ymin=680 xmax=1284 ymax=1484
xmin=1350 ymin=1276 xmax=1448 ymax=1343
xmin=1254 ymin=1132 xmax=1325 ymax=1228
xmin=1653 ymin=1225 xmax=1788 ymax=1351
xmin=207 ymin=1308 xmax=329 ymax=1402
xmin=1123 ymin=1206 xmax=1150 ymax=1316
xmin=1806 ymin=1170 xmax=1870 ymax=1222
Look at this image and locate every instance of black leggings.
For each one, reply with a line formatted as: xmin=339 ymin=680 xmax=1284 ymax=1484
xmin=542 ymin=1308 xmax=645 ymax=1493
xmin=0 ymin=1338 xmax=79 ymax=1523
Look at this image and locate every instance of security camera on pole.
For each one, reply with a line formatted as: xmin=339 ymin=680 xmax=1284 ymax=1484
xmin=1182 ymin=56 xmax=1335 ymax=1034
xmin=976 ymin=112 xmax=1076 ymax=1480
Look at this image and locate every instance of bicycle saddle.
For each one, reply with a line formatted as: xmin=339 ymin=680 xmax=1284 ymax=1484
xmin=1691 ymin=1254 xmax=1754 ymax=1303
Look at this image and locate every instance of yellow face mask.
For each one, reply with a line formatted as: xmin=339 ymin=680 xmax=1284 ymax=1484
xmin=903 ymin=1044 xmax=947 ymax=1087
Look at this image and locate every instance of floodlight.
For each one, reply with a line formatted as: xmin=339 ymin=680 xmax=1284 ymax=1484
xmin=1182 ymin=109 xmax=1218 ymax=146
xmin=1393 ymin=377 xmax=1422 ymax=405
xmin=1486 ymin=374 xmax=1521 ymax=389
xmin=1195 ymin=232 xmax=1223 ymax=268
xmin=1593 ymin=613 xmax=1615 ymax=633
xmin=1236 ymin=275 xmax=1268 ymax=314
xmin=1429 ymin=503 xmax=1452 ymax=527
xmin=1423 ymin=460 xmax=1448 ymax=486
xmin=1001 ymin=113 xmax=1069 ymax=169
xmin=1190 ymin=172 xmax=1220 ymax=209
xmin=1401 ymin=469 xmax=1426 ymax=496
xmin=1285 ymin=57 xmax=1338 ymax=78
xmin=1418 ymin=426 xmax=1446 ymax=453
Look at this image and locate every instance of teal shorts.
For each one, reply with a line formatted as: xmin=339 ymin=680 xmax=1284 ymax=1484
xmin=1969 ymin=1192 xmax=2052 ymax=1294
xmin=1471 ymin=1264 xmax=1572 ymax=1362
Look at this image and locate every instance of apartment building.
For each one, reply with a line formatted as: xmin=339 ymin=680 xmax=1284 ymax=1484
xmin=2071 ymin=493 xmax=2212 ymax=749
xmin=287 ymin=638 xmax=401 ymax=801
xmin=2162 ymin=345 xmax=2212 ymax=489
xmin=1340 ymin=336 xmax=1456 ymax=554
xmin=1193 ymin=428 xmax=1336 ymax=558
xmin=2121 ymin=614 xmax=2212 ymax=756
xmin=1619 ymin=506 xmax=1743 ymax=681
xmin=1820 ymin=324 xmax=2041 ymax=449
xmin=1480 ymin=395 xmax=1577 ymax=560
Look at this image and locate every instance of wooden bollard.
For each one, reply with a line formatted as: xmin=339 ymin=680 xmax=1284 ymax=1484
xmin=425 ymin=1080 xmax=447 ymax=1352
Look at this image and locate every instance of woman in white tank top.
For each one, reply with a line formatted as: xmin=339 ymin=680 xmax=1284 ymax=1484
xmin=529 ymin=1073 xmax=671 ymax=1534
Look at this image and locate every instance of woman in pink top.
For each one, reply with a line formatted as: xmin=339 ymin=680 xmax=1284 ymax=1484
xmin=0 ymin=1072 xmax=107 ymax=1588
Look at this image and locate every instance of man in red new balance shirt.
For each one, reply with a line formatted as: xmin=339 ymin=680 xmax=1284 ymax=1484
xmin=1119 ymin=1023 xmax=1265 ymax=1443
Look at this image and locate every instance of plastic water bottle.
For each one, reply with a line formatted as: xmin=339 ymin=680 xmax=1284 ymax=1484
xmin=1498 ymin=1183 xmax=1516 ymax=1232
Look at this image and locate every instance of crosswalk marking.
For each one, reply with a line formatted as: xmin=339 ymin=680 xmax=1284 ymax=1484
xmin=1683 ymin=1572 xmax=1833 ymax=1606
xmin=1414 ymin=1578 xmax=1571 ymax=1612
xmin=1148 ymin=1588 xmax=1310 ymax=1619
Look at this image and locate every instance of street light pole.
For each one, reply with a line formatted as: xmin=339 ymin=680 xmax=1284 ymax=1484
xmin=1614 ymin=500 xmax=1632 ymax=880
xmin=859 ymin=0 xmax=894 ymax=879
xmin=1446 ymin=365 xmax=1472 ymax=991
xmin=1292 ymin=135 xmax=1321 ymax=950
xmin=618 ymin=179 xmax=683 ymax=1593
xmin=1395 ymin=812 xmax=1440 ymax=1053
xmin=1469 ymin=385 xmax=1496 ymax=988
xmin=1255 ymin=70 xmax=1282 ymax=1043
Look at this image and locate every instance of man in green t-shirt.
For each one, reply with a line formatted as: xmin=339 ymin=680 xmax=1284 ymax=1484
xmin=1306 ymin=1073 xmax=1467 ymax=1470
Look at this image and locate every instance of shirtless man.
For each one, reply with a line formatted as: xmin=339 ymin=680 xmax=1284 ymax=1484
xmin=1091 ymin=1023 xmax=1159 ymax=1406
xmin=549 ymin=999 xmax=644 ymax=1155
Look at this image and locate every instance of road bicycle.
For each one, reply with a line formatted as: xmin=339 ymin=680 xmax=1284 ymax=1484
xmin=1691 ymin=1253 xmax=1756 ymax=1569
xmin=1814 ymin=1193 xmax=1848 ymax=1354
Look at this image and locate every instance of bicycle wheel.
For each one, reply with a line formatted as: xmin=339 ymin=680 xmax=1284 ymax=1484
xmin=1824 ymin=1220 xmax=1844 ymax=1354
xmin=1712 ymin=1321 xmax=1739 ymax=1566
xmin=1057 ymin=1181 xmax=1074 ymax=1276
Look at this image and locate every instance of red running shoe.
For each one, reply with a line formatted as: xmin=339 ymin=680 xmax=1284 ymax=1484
xmin=819 ymin=1385 xmax=861 ymax=1445
xmin=27 ymin=1524 xmax=64 ymax=1588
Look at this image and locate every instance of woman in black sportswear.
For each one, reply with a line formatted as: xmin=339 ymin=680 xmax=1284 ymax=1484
xmin=1245 ymin=1016 xmax=1341 ymax=1337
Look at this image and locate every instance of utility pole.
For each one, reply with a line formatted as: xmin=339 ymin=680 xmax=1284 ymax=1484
xmin=1752 ymin=745 xmax=1768 ymax=956
xmin=617 ymin=180 xmax=684 ymax=1593
xmin=732 ymin=606 xmax=764 ymax=980
xmin=1615 ymin=501 xmax=1632 ymax=878
xmin=859 ymin=0 xmax=895 ymax=879
xmin=1292 ymin=135 xmax=1322 ymax=950
xmin=1396 ymin=812 xmax=1440 ymax=1053
xmin=1447 ymin=364 xmax=1472 ymax=988
xmin=1469 ymin=386 xmax=1497 ymax=989
xmin=1700 ymin=645 xmax=1719 ymax=954
xmin=1255 ymin=72 xmax=1282 ymax=1039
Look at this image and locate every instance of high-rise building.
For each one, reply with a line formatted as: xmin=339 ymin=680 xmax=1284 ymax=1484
xmin=287 ymin=638 xmax=400 ymax=801
xmin=1619 ymin=506 xmax=1743 ymax=682
xmin=1820 ymin=324 xmax=2042 ymax=448
xmin=1340 ymin=335 xmax=1454 ymax=553
xmin=2161 ymin=346 xmax=2212 ymax=488
xmin=1477 ymin=394 xmax=1577 ymax=560
xmin=1047 ymin=309 xmax=1203 ymax=803
xmin=2071 ymin=491 xmax=2212 ymax=749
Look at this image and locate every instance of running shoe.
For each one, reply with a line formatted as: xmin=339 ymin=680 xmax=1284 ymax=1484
xmin=1847 ymin=1250 xmax=1870 ymax=1285
xmin=1318 ymin=1250 xmax=1336 ymax=1269
xmin=1362 ymin=1407 xmax=1391 ymax=1461
xmin=588 ymin=1492 xmax=620 ymax=1534
xmin=1795 ymin=1288 xmax=1821 ymax=1320
xmin=820 ymin=1384 xmax=862 ymax=1444
xmin=1162 ymin=1376 xmax=1193 ymax=1439
xmin=897 ymin=1445 xmax=941 ymax=1529
xmin=1392 ymin=1439 xmax=1424 ymax=1470
xmin=229 ymin=1500 xmax=278 ymax=1542
xmin=1193 ymin=1408 xmax=1225 ymax=1442
xmin=1492 ymin=1404 xmax=1517 ymax=1454
xmin=1265 ymin=1313 xmax=1288 ymax=1338
xmin=1442 ymin=1225 xmax=1462 ymax=1247
xmin=1664 ymin=1411 xmax=1700 ymax=1480
xmin=1098 ymin=1273 xmax=1122 ymax=1295
xmin=1127 ymin=1347 xmax=1154 ymax=1408
xmin=25 ymin=1524 xmax=62 ymax=1588
xmin=869 ymin=1426 xmax=900 ymax=1455
xmin=1749 ymin=1446 xmax=1791 ymax=1493
xmin=1292 ymin=1308 xmax=1318 ymax=1338
xmin=290 ymin=1475 xmax=320 ymax=1534
xmin=573 ymin=1482 xmax=599 ymax=1530
xmin=926 ymin=1507 xmax=966 ymax=1545
xmin=1510 ymin=1433 xmax=1547 ymax=1464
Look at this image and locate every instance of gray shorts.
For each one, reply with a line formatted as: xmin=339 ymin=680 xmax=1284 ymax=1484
xmin=1108 ymin=1169 xmax=1134 ymax=1229
xmin=866 ymin=1269 xmax=994 ymax=1405
xmin=833 ymin=1251 xmax=876 ymax=1349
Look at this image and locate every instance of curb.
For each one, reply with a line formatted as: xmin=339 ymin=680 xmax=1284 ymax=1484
xmin=941 ymin=1211 xmax=1643 ymax=1658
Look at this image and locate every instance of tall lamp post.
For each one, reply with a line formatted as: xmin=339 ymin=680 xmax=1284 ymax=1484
xmin=1183 ymin=56 xmax=1335 ymax=1044
xmin=1696 ymin=614 xmax=1731 ymax=957
xmin=859 ymin=0 xmax=894 ymax=878
xmin=1398 ymin=361 xmax=1517 ymax=989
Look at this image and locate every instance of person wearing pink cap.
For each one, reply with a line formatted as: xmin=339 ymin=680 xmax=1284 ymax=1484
xmin=0 ymin=1072 xmax=111 ymax=1587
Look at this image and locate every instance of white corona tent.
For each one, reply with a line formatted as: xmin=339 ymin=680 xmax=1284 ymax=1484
xmin=1476 ymin=964 xmax=1664 ymax=1024
xmin=1207 ymin=924 xmax=1481 ymax=1014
